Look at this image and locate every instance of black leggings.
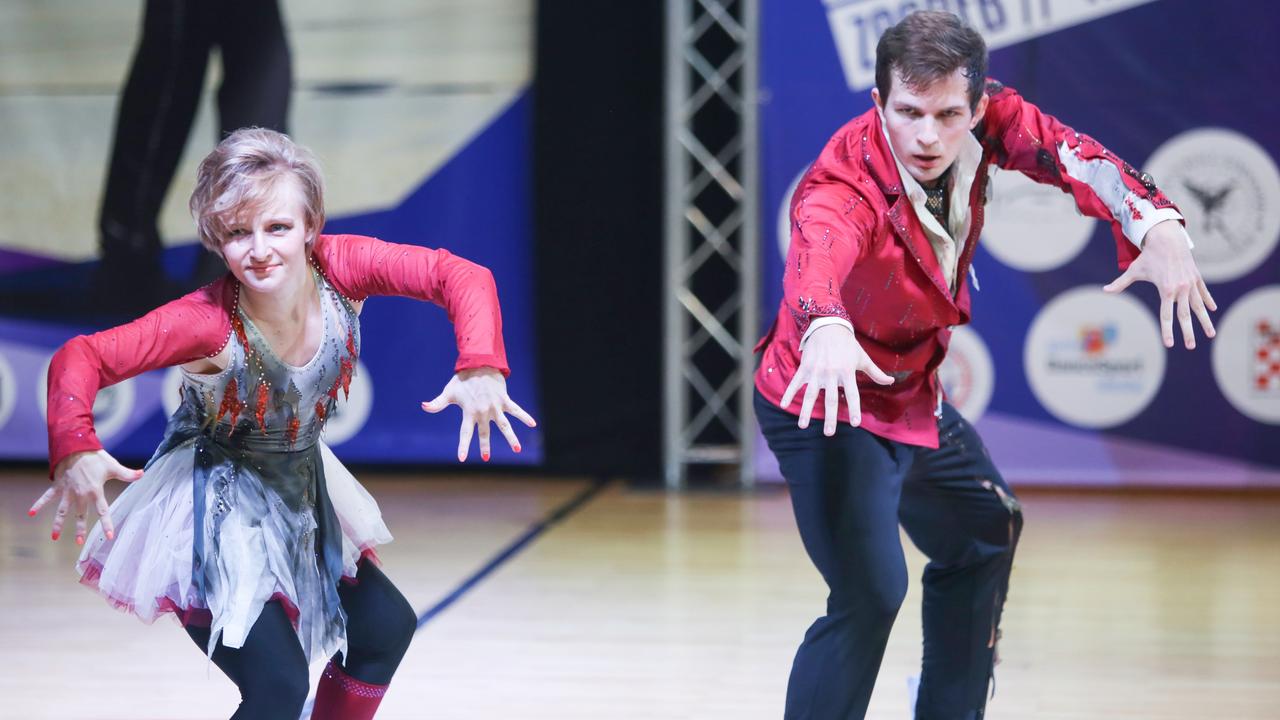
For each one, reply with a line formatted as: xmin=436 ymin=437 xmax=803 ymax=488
xmin=185 ymin=559 xmax=417 ymax=719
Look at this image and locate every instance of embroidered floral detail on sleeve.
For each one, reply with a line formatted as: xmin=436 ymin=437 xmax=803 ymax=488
xmin=791 ymin=296 xmax=851 ymax=333
xmin=1124 ymin=196 xmax=1144 ymax=221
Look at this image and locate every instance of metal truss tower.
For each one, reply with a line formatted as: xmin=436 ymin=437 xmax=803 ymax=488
xmin=663 ymin=0 xmax=760 ymax=489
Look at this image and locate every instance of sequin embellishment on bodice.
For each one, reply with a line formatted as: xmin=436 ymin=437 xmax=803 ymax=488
xmin=181 ymin=269 xmax=361 ymax=452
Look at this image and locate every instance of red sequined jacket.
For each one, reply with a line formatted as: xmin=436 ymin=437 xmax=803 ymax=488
xmin=754 ymin=82 xmax=1180 ymax=448
xmin=47 ymin=233 xmax=508 ymax=475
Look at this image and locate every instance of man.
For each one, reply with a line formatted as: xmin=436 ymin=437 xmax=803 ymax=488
xmin=753 ymin=11 xmax=1215 ymax=719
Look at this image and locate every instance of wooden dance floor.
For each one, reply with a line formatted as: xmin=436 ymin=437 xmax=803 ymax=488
xmin=2 ymin=472 xmax=1277 ymax=719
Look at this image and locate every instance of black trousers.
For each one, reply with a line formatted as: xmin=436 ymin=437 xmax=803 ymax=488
xmin=185 ymin=559 xmax=416 ymax=720
xmin=99 ymin=0 xmax=291 ymax=283
xmin=756 ymin=390 xmax=1023 ymax=720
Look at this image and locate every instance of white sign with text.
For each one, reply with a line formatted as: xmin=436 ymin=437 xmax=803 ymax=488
xmin=825 ymin=0 xmax=1160 ymax=92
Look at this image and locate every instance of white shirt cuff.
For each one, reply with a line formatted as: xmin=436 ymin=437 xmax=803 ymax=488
xmin=800 ymin=317 xmax=855 ymax=350
xmin=1126 ymin=205 xmax=1193 ymax=250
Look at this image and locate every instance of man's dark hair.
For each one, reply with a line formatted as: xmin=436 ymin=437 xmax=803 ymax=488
xmin=875 ymin=11 xmax=989 ymax=110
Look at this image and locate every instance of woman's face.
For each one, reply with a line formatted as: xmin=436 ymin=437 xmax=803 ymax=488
xmin=220 ymin=175 xmax=311 ymax=295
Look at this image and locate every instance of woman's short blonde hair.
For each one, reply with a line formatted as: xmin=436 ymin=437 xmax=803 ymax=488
xmin=189 ymin=128 xmax=325 ymax=252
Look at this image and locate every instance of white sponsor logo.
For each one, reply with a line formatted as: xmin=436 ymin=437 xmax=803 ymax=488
xmin=939 ymin=325 xmax=994 ymax=422
xmin=0 ymin=351 xmax=16 ymax=432
xmin=825 ymin=0 xmax=1158 ymax=92
xmin=1212 ymin=285 xmax=1280 ymax=424
xmin=980 ymin=167 xmax=1095 ymax=271
xmin=1144 ymin=128 xmax=1280 ymax=282
xmin=322 ymin=360 xmax=373 ymax=446
xmin=777 ymin=167 xmax=809 ymax=260
xmin=38 ymin=360 xmax=135 ymax=442
xmin=1024 ymin=286 xmax=1164 ymax=428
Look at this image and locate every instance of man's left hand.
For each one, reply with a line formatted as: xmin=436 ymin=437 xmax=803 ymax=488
xmin=1104 ymin=220 xmax=1217 ymax=349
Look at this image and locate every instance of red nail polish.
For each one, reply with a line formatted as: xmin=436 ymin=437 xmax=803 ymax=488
xmin=27 ymin=509 xmax=36 ymax=517
xmin=514 ymin=445 xmax=522 ymax=453
xmin=76 ymin=536 xmax=85 ymax=546
xmin=51 ymin=531 xmax=60 ymax=541
xmin=106 ymin=531 xmax=115 ymax=541
xmin=482 ymin=452 xmax=490 ymax=462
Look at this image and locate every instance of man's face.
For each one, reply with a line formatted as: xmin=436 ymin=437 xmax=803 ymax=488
xmin=873 ymin=68 xmax=987 ymax=186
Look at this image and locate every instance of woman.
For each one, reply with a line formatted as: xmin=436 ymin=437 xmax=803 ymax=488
xmin=30 ymin=127 xmax=535 ymax=719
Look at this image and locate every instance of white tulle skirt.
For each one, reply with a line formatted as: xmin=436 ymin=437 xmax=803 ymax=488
xmin=76 ymin=440 xmax=392 ymax=663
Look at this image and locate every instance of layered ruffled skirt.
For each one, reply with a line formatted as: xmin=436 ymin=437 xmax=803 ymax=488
xmin=76 ymin=439 xmax=391 ymax=664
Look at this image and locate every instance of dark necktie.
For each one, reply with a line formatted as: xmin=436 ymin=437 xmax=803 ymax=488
xmin=923 ymin=172 xmax=950 ymax=229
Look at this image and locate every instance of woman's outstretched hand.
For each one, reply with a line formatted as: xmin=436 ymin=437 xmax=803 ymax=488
xmin=421 ymin=368 xmax=537 ymax=462
xmin=30 ymin=450 xmax=143 ymax=544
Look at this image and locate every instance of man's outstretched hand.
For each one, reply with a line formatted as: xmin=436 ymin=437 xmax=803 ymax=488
xmin=780 ymin=324 xmax=894 ymax=436
xmin=1105 ymin=220 xmax=1216 ymax=350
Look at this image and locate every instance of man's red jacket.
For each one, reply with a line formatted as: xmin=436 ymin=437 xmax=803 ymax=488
xmin=754 ymin=81 xmax=1179 ymax=448
xmin=47 ymin=233 xmax=509 ymax=475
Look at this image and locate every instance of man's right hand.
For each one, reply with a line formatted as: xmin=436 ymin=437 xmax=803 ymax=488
xmin=779 ymin=324 xmax=894 ymax=436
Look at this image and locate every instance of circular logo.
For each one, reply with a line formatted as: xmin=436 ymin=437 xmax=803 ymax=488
xmin=1024 ymin=287 xmax=1166 ymax=428
xmin=980 ymin=167 xmax=1096 ymax=271
xmin=38 ymin=360 xmax=136 ymax=442
xmin=322 ymin=360 xmax=373 ymax=446
xmin=0 ymin=351 xmax=17 ymax=432
xmin=939 ymin=325 xmax=995 ymax=422
xmin=776 ymin=167 xmax=808 ymax=260
xmin=1211 ymin=285 xmax=1280 ymax=424
xmin=1144 ymin=128 xmax=1280 ymax=282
